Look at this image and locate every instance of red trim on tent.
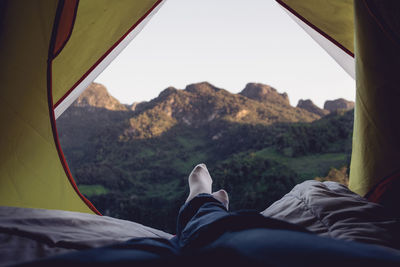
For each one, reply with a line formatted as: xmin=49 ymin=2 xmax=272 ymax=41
xmin=48 ymin=0 xmax=100 ymax=215
xmin=53 ymin=0 xmax=79 ymax=58
xmin=276 ymin=0 xmax=354 ymax=58
xmin=53 ymin=0 xmax=163 ymax=108
xmin=365 ymin=169 xmax=400 ymax=203
xmin=48 ymin=63 xmax=101 ymax=214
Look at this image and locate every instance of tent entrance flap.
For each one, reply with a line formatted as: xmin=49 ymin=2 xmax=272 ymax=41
xmin=0 ymin=0 xmax=164 ymax=213
xmin=276 ymin=0 xmax=354 ymax=78
xmin=349 ymin=0 xmax=400 ymax=197
xmin=277 ymin=0 xmax=400 ymax=200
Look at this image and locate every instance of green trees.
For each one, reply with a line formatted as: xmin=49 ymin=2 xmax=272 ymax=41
xmin=212 ymin=154 xmax=297 ymax=211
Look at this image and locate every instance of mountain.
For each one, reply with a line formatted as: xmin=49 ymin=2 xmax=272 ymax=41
xmin=57 ymin=82 xmax=354 ymax=232
xmin=297 ymin=98 xmax=355 ymax=116
xmin=74 ymin=83 xmax=127 ymax=111
xmin=57 ymin=83 xmax=131 ymax=154
xmin=297 ymin=99 xmax=329 ymax=117
xmin=123 ymin=82 xmax=319 ymax=139
xmin=240 ymin=83 xmax=290 ymax=106
xmin=324 ymin=98 xmax=355 ymax=112
xmin=127 ymin=102 xmax=146 ymax=112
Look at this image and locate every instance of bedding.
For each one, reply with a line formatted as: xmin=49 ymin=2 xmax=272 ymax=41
xmin=1 ymin=180 xmax=399 ymax=266
xmin=262 ymin=180 xmax=400 ymax=250
xmin=0 ymin=206 xmax=172 ymax=266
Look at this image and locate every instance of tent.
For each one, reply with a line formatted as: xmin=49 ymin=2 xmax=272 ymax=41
xmin=276 ymin=0 xmax=400 ymax=209
xmin=0 ymin=0 xmax=399 ymax=215
xmin=0 ymin=0 xmax=164 ymax=214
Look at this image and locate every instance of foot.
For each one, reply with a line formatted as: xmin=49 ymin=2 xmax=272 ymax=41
xmin=186 ymin=164 xmax=213 ymax=203
xmin=212 ymin=189 xmax=229 ymax=210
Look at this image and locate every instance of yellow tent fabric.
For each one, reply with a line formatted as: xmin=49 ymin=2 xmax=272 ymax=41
xmin=277 ymin=0 xmax=400 ymax=197
xmin=277 ymin=0 xmax=354 ymax=56
xmin=52 ymin=0 xmax=161 ymax=107
xmin=350 ymin=1 xmax=400 ymax=196
xmin=0 ymin=0 xmax=162 ymax=213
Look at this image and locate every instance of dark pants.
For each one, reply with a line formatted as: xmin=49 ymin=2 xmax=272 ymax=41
xmin=23 ymin=194 xmax=400 ymax=266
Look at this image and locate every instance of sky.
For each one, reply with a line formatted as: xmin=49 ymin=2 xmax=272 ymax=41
xmin=95 ymin=0 xmax=355 ymax=108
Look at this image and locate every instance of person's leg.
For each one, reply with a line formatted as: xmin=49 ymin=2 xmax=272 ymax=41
xmin=174 ymin=164 xmax=231 ymax=249
xmin=173 ymin=164 xmax=312 ymax=252
xmin=174 ymin=194 xmax=230 ymax=248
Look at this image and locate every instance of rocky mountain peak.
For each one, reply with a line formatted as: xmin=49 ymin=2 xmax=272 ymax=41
xmin=185 ymin=82 xmax=221 ymax=94
xmin=74 ymin=83 xmax=127 ymax=111
xmin=297 ymin=99 xmax=329 ymax=117
xmin=324 ymin=98 xmax=354 ymax=112
xmin=158 ymin=86 xmax=178 ymax=99
xmin=240 ymin=83 xmax=290 ymax=106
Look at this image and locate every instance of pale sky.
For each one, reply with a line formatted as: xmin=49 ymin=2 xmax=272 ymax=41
xmin=95 ymin=0 xmax=355 ymax=108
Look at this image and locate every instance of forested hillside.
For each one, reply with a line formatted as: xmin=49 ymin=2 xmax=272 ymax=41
xmin=57 ymin=82 xmax=354 ymax=233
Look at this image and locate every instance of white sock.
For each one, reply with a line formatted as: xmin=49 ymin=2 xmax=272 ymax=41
xmin=212 ymin=189 xmax=229 ymax=210
xmin=186 ymin=164 xmax=213 ymax=203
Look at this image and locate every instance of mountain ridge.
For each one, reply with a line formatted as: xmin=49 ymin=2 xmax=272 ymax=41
xmin=65 ymin=82 xmax=355 ymax=143
xmin=73 ymin=82 xmax=354 ymax=118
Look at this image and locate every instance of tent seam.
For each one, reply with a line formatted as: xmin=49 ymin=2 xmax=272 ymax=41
xmin=47 ymin=0 xmax=100 ymax=215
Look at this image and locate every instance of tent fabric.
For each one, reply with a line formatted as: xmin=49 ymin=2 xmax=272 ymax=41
xmin=0 ymin=0 xmax=93 ymax=213
xmin=53 ymin=0 xmax=164 ymax=118
xmin=280 ymin=6 xmax=355 ymax=78
xmin=276 ymin=0 xmax=354 ymax=56
xmin=349 ymin=0 xmax=400 ymax=196
xmin=0 ymin=0 xmax=164 ymax=214
xmin=276 ymin=0 xmax=355 ymax=79
xmin=276 ymin=0 xmax=400 ymax=198
xmin=52 ymin=0 xmax=79 ymax=58
xmin=52 ymin=0 xmax=161 ymax=104
xmin=365 ymin=170 xmax=400 ymax=218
